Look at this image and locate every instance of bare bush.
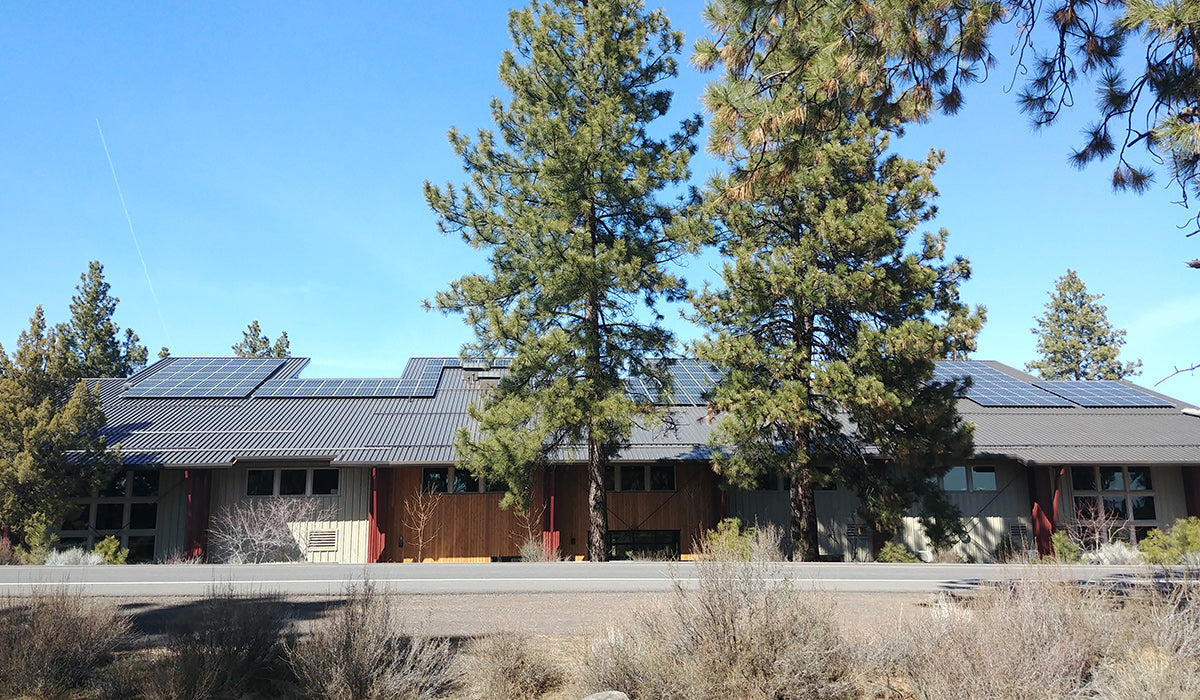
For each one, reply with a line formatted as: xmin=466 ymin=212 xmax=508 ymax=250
xmin=402 ymin=488 xmax=442 ymax=562
xmin=142 ymin=588 xmax=291 ymax=699
xmin=1066 ymin=508 xmax=1131 ymax=553
xmin=1087 ymin=650 xmax=1200 ymax=699
xmin=519 ymin=535 xmax=562 ymax=562
xmin=1083 ymin=540 xmax=1145 ymax=565
xmin=0 ymin=590 xmax=130 ymax=697
xmin=45 ymin=546 xmax=105 ymax=565
xmin=208 ymin=497 xmax=336 ymax=564
xmin=287 ymin=581 xmax=459 ymax=699
xmin=579 ymin=559 xmax=854 ymax=699
xmin=0 ymin=537 xmax=17 ymax=565
xmin=458 ymin=632 xmax=565 ymax=699
xmin=885 ymin=578 xmax=1108 ymax=699
xmin=750 ymin=521 xmax=790 ymax=562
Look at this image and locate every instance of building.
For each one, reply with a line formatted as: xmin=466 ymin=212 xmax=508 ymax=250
xmin=66 ymin=356 xmax=1200 ymax=563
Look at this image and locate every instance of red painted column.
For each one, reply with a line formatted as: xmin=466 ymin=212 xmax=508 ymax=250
xmin=184 ymin=469 xmax=212 ymax=560
xmin=368 ymin=467 xmax=391 ymax=563
xmin=543 ymin=466 xmax=560 ymax=558
xmin=1029 ymin=465 xmax=1059 ymax=556
xmin=1182 ymin=468 xmax=1200 ymax=518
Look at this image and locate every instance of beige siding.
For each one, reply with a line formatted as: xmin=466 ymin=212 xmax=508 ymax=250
xmin=1057 ymin=464 xmax=1190 ymax=532
xmin=154 ymin=470 xmax=190 ymax=559
xmin=209 ymin=465 xmax=371 ymax=563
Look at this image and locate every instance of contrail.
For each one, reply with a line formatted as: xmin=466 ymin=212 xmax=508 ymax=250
xmin=95 ymin=119 xmax=174 ymax=349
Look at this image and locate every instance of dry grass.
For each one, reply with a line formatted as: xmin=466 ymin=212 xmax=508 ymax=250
xmin=141 ymin=588 xmax=292 ymax=699
xmin=579 ymin=559 xmax=854 ymax=699
xmin=457 ymin=632 xmax=566 ymax=699
xmin=287 ymin=582 xmax=459 ymax=699
xmin=0 ymin=589 xmax=130 ymax=698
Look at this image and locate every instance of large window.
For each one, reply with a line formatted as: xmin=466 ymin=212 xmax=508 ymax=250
xmin=603 ymin=464 xmax=676 ymax=492
xmin=421 ymin=467 xmax=507 ymax=494
xmin=61 ymin=469 xmax=160 ymax=562
xmin=1071 ymin=466 xmax=1156 ymax=542
xmin=246 ymin=468 xmax=339 ymax=497
xmin=937 ymin=466 xmax=997 ymax=492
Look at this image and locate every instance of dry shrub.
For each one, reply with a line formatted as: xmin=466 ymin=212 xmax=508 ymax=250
xmin=885 ymin=577 xmax=1108 ymax=700
xmin=142 ymin=589 xmax=291 ymax=699
xmin=208 ymin=496 xmax=336 ymax=563
xmin=458 ymin=632 xmax=565 ymax=699
xmin=287 ymin=581 xmax=458 ymax=699
xmin=0 ymin=537 xmax=17 ymax=565
xmin=1087 ymin=649 xmax=1200 ymax=700
xmin=0 ymin=590 xmax=130 ymax=698
xmin=519 ymin=535 xmax=562 ymax=562
xmin=579 ymin=559 xmax=854 ymax=699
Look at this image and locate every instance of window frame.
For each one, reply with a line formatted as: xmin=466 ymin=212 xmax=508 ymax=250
xmin=936 ymin=465 xmax=999 ymax=493
xmin=61 ymin=468 xmax=161 ymax=562
xmin=421 ymin=466 xmax=501 ymax=495
xmin=604 ymin=463 xmax=677 ymax=493
xmin=245 ymin=467 xmax=341 ymax=497
xmin=1070 ymin=465 xmax=1157 ymax=542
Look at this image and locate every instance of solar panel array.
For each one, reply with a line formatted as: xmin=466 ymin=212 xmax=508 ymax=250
xmin=1034 ymin=381 xmax=1173 ymax=408
xmin=255 ymin=357 xmax=513 ymax=398
xmin=124 ymin=358 xmax=287 ymax=398
xmin=624 ymin=359 xmax=719 ymax=406
xmin=933 ymin=361 xmax=1074 ymax=407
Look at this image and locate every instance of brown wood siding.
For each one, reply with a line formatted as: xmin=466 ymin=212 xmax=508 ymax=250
xmin=381 ymin=462 xmax=718 ymax=561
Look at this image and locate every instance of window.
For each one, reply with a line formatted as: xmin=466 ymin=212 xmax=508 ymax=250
xmin=937 ymin=466 xmax=997 ymax=492
xmin=1071 ymin=466 xmax=1157 ymax=542
xmin=61 ymin=469 xmax=160 ymax=563
xmin=609 ymin=529 xmax=680 ymax=559
xmin=246 ymin=467 xmax=340 ymax=497
xmin=422 ymin=467 xmax=499 ymax=494
xmin=606 ymin=464 xmax=676 ymax=492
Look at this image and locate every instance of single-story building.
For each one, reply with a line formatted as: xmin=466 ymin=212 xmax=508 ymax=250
xmin=66 ymin=356 xmax=1200 ymax=562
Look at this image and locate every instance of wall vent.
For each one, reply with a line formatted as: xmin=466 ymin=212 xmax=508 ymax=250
xmin=1010 ymin=525 xmax=1030 ymax=542
xmin=307 ymin=530 xmax=338 ymax=552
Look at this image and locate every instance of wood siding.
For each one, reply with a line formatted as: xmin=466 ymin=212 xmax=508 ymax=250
xmin=380 ymin=462 xmax=719 ymax=561
xmin=209 ymin=464 xmax=371 ymax=563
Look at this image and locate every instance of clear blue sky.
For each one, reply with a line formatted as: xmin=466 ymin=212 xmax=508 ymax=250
xmin=3 ymin=2 xmax=1197 ymax=405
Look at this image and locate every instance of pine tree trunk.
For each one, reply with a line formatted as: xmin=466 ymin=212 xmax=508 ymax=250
xmin=789 ymin=468 xmax=819 ymax=561
xmin=587 ymin=435 xmax=608 ymax=561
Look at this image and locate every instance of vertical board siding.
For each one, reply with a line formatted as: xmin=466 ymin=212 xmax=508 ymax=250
xmin=208 ymin=465 xmax=370 ymax=563
xmin=382 ymin=463 xmax=718 ymax=561
xmin=153 ymin=469 xmax=189 ymax=560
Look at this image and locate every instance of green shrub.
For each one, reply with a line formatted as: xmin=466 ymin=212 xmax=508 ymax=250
xmin=18 ymin=512 xmax=58 ymax=564
xmin=697 ymin=518 xmax=753 ymax=562
xmin=1139 ymin=517 xmax=1200 ymax=565
xmin=877 ymin=541 xmax=919 ymax=563
xmin=93 ymin=535 xmax=129 ymax=565
xmin=1052 ymin=530 xmax=1082 ymax=563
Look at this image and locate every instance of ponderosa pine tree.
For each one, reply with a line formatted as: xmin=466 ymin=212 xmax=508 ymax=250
xmin=695 ymin=0 xmax=1200 ymax=241
xmin=425 ymin=0 xmax=700 ymax=561
xmin=1026 ymin=270 xmax=1142 ymax=381
xmin=59 ymin=261 xmax=148 ymax=379
xmin=232 ymin=321 xmax=290 ymax=358
xmin=0 ymin=308 xmax=111 ymax=549
xmin=693 ymin=4 xmax=985 ymax=559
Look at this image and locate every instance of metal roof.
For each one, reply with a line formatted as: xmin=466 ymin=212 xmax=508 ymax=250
xmin=94 ymin=357 xmax=1200 ymax=468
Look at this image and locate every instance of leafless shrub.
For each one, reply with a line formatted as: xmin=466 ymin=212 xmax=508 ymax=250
xmin=458 ymin=632 xmax=565 ymax=699
xmin=402 ymin=488 xmax=442 ymax=562
xmin=0 ymin=537 xmax=17 ymax=565
xmin=883 ymin=577 xmax=1108 ymax=700
xmin=750 ymin=520 xmax=790 ymax=562
xmin=1083 ymin=540 xmax=1145 ymax=565
xmin=519 ymin=535 xmax=562 ymax=562
xmin=142 ymin=588 xmax=292 ymax=699
xmin=1087 ymin=649 xmax=1200 ymax=700
xmin=1067 ymin=507 xmax=1132 ymax=553
xmin=208 ymin=496 xmax=336 ymax=564
xmin=579 ymin=559 xmax=854 ymax=699
xmin=45 ymin=547 xmax=105 ymax=565
xmin=155 ymin=549 xmax=203 ymax=565
xmin=287 ymin=581 xmax=459 ymax=699
xmin=0 ymin=589 xmax=131 ymax=697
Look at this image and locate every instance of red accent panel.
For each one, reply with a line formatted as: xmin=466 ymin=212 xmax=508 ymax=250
xmin=184 ymin=470 xmax=212 ymax=560
xmin=543 ymin=530 xmax=561 ymax=558
xmin=368 ymin=467 xmax=391 ymax=563
xmin=1029 ymin=466 xmax=1057 ymax=556
xmin=1183 ymin=468 xmax=1200 ymax=518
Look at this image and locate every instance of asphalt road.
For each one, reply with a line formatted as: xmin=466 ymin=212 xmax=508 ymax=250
xmin=0 ymin=561 xmax=1180 ymax=597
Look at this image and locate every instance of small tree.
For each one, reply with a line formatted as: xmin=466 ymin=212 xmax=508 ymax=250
xmin=232 ymin=321 xmax=290 ymax=358
xmin=1026 ymin=270 xmax=1141 ymax=381
xmin=402 ymin=488 xmax=442 ymax=562
xmin=58 ymin=261 xmax=148 ymax=379
xmin=207 ymin=497 xmax=335 ymax=563
xmin=0 ymin=308 xmax=112 ymax=549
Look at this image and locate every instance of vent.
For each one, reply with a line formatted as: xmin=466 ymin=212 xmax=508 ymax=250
xmin=1010 ymin=525 xmax=1030 ymax=542
xmin=846 ymin=523 xmax=870 ymax=537
xmin=306 ymin=530 xmax=338 ymax=552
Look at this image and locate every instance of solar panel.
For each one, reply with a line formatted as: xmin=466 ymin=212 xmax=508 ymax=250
xmin=933 ymin=361 xmax=1074 ymax=407
xmin=125 ymin=358 xmax=287 ymax=398
xmin=1033 ymin=381 xmax=1173 ymax=408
